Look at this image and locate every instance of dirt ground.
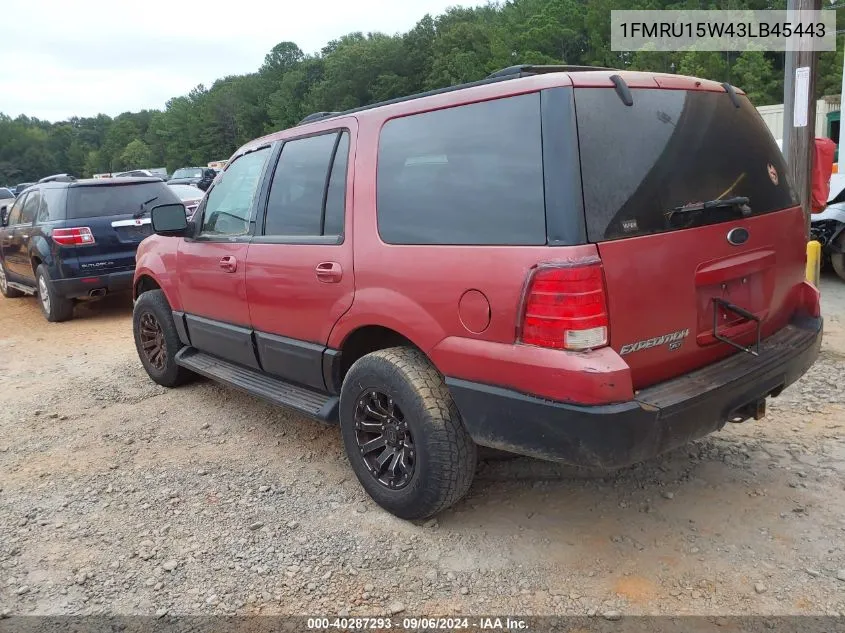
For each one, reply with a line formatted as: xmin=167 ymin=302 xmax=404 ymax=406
xmin=0 ymin=275 xmax=844 ymax=618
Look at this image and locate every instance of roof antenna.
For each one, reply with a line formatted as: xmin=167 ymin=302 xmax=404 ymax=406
xmin=609 ymin=75 xmax=633 ymax=106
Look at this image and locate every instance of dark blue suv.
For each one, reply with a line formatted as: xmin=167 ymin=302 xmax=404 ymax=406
xmin=0 ymin=178 xmax=180 ymax=321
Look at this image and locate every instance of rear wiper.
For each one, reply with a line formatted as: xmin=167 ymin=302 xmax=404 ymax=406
xmin=665 ymin=196 xmax=751 ymax=226
xmin=133 ymin=196 xmax=159 ymax=219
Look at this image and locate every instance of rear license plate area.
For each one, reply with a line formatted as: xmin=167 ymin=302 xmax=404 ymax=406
xmin=712 ymin=298 xmax=761 ymax=356
xmin=116 ymin=225 xmax=152 ymax=242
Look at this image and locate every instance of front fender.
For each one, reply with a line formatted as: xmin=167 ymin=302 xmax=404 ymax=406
xmin=134 ymin=236 xmax=182 ymax=310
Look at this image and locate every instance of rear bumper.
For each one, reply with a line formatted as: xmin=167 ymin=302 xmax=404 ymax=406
xmin=51 ymin=270 xmax=134 ymax=298
xmin=447 ymin=315 xmax=822 ymax=469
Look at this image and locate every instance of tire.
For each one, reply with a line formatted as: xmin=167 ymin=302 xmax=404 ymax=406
xmin=339 ymin=347 xmax=477 ymax=520
xmin=36 ymin=264 xmax=74 ymax=322
xmin=132 ymin=289 xmax=194 ymax=387
xmin=0 ymin=261 xmax=24 ymax=298
xmin=831 ymin=236 xmax=845 ymax=281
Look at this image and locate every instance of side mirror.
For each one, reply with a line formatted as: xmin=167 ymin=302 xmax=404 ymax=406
xmin=0 ymin=206 xmax=8 ymax=227
xmin=151 ymin=203 xmax=189 ymax=236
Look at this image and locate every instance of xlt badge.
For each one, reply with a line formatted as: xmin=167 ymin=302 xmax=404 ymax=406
xmin=620 ymin=329 xmax=690 ymax=356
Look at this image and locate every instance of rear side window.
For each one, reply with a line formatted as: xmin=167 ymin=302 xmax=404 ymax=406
xmin=264 ymin=131 xmax=349 ymax=237
xmin=67 ymin=182 xmax=178 ymax=219
xmin=6 ymin=194 xmax=25 ymax=225
xmin=576 ymin=88 xmax=796 ymax=241
xmin=377 ymin=94 xmax=546 ymax=245
xmin=21 ymin=190 xmax=40 ymax=224
xmin=37 ymin=188 xmax=67 ymax=222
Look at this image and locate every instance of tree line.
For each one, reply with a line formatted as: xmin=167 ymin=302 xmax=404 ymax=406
xmin=1 ymin=0 xmax=843 ymax=184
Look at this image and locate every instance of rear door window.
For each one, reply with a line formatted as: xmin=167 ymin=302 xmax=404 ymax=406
xmin=263 ymin=131 xmax=349 ymax=238
xmin=67 ymin=182 xmax=178 ymax=219
xmin=377 ymin=94 xmax=546 ymax=245
xmin=324 ymin=132 xmax=349 ymax=237
xmin=575 ymin=88 xmax=796 ymax=241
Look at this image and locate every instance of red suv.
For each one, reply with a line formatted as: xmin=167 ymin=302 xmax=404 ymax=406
xmin=132 ymin=65 xmax=822 ymax=519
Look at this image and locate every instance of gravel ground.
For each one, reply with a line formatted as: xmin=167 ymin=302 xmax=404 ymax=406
xmin=0 ymin=276 xmax=844 ymax=617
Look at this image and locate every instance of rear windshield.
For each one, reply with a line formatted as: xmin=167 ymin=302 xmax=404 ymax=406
xmin=575 ymin=88 xmax=797 ymax=241
xmin=172 ymin=168 xmax=202 ymax=179
xmin=67 ymin=182 xmax=178 ymax=219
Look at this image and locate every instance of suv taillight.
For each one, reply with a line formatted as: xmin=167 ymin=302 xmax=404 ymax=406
xmin=519 ymin=261 xmax=609 ymax=351
xmin=52 ymin=227 xmax=95 ymax=246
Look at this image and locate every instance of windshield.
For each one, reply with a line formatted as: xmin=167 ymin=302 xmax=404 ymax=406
xmin=67 ymin=182 xmax=179 ymax=219
xmin=575 ymin=88 xmax=797 ymax=241
xmin=0 ymin=188 xmax=13 ymax=199
xmin=172 ymin=168 xmax=202 ymax=179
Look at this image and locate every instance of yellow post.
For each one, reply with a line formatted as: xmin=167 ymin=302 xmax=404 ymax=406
xmin=806 ymin=240 xmax=821 ymax=287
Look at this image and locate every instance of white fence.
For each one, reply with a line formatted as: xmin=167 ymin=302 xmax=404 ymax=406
xmin=756 ymin=99 xmax=838 ymax=142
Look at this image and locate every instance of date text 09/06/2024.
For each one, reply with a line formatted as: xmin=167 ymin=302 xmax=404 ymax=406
xmin=306 ymin=617 xmax=530 ymax=630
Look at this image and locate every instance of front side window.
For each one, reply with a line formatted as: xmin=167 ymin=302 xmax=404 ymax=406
xmin=377 ymin=94 xmax=546 ymax=245
xmin=199 ymin=148 xmax=270 ymax=238
xmin=264 ymin=131 xmax=348 ymax=238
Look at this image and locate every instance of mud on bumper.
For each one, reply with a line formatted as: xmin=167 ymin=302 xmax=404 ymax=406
xmin=447 ymin=316 xmax=823 ymax=469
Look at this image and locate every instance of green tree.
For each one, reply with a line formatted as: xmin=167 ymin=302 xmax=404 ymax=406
xmin=733 ymin=50 xmax=778 ymax=105
xmin=119 ymin=139 xmax=152 ymax=170
xmin=1 ymin=0 xmax=844 ymax=184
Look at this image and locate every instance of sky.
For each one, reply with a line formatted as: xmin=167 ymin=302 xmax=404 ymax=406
xmin=0 ymin=0 xmax=479 ymax=123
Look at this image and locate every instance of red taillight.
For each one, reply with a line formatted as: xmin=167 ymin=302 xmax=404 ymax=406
xmin=519 ymin=261 xmax=609 ymax=351
xmin=52 ymin=227 xmax=95 ymax=246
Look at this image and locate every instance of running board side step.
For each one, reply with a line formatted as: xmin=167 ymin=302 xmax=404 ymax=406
xmin=175 ymin=347 xmax=339 ymax=423
xmin=8 ymin=281 xmax=37 ymax=295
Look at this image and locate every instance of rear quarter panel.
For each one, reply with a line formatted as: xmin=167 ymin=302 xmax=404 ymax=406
xmin=328 ymin=100 xmax=634 ymax=405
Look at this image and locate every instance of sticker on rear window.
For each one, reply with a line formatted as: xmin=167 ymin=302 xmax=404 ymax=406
xmin=767 ymin=163 xmax=779 ymax=186
xmin=621 ymin=218 xmax=639 ymax=233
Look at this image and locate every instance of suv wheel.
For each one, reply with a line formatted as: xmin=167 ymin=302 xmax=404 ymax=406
xmin=0 ymin=262 xmax=24 ymax=298
xmin=36 ymin=264 xmax=74 ymax=322
xmin=339 ymin=347 xmax=477 ymax=520
xmin=132 ymin=290 xmax=194 ymax=387
xmin=831 ymin=233 xmax=845 ymax=281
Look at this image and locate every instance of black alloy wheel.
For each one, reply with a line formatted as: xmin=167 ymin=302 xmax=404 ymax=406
xmin=138 ymin=311 xmax=167 ymax=371
xmin=354 ymin=390 xmax=415 ymax=489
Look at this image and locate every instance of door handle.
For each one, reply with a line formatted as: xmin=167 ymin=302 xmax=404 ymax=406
xmin=219 ymin=255 xmax=238 ymax=273
xmin=315 ymin=261 xmax=342 ymax=283
xmin=20 ymin=234 xmax=28 ymax=239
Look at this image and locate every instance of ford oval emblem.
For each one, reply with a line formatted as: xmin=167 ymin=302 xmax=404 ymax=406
xmin=727 ymin=227 xmax=749 ymax=246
